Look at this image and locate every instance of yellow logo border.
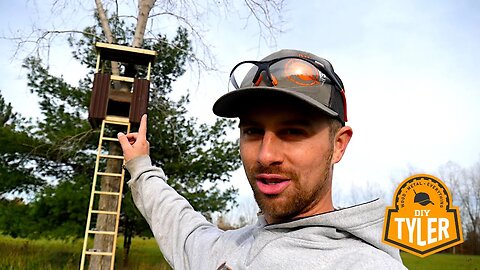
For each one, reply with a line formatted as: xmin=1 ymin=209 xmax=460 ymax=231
xmin=382 ymin=174 xmax=464 ymax=257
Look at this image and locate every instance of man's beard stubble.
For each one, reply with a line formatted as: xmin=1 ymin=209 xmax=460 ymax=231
xmin=247 ymin=147 xmax=334 ymax=222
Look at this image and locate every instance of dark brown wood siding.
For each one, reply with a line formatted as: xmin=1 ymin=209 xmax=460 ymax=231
xmin=88 ymin=73 xmax=111 ymax=128
xmin=129 ymin=78 xmax=150 ymax=124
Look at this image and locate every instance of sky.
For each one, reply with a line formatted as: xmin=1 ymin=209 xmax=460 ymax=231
xmin=1 ymin=0 xmax=480 ymax=209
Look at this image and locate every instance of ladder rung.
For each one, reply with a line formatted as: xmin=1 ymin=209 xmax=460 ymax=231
xmin=94 ymin=191 xmax=121 ymax=196
xmin=110 ymin=74 xmax=134 ymax=83
xmin=99 ymin=154 xmax=124 ymax=160
xmin=102 ymin=137 xmax=119 ymax=142
xmin=85 ymin=250 xmax=114 ymax=256
xmin=87 ymin=230 xmax=116 ymax=235
xmin=97 ymin=172 xmax=122 ymax=177
xmin=104 ymin=116 xmax=130 ymax=124
xmin=91 ymin=210 xmax=118 ymax=215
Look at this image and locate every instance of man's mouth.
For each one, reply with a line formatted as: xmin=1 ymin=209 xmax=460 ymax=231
xmin=255 ymin=173 xmax=291 ymax=195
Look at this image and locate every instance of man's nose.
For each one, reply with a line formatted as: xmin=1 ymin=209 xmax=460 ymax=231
xmin=257 ymin=131 xmax=283 ymax=166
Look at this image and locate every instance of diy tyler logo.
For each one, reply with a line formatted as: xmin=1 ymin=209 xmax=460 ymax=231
xmin=382 ymin=174 xmax=463 ymax=257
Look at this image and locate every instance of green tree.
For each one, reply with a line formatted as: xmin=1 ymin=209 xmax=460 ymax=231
xmin=0 ymin=13 xmax=240 ymax=252
xmin=0 ymin=93 xmax=45 ymax=197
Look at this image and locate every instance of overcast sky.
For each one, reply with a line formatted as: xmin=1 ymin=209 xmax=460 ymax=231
xmin=1 ymin=0 xmax=479 ymax=208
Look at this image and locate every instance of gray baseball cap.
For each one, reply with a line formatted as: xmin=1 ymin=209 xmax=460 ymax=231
xmin=212 ymin=49 xmax=347 ymax=125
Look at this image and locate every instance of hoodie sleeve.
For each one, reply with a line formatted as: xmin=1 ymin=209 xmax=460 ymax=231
xmin=125 ymin=155 xmax=225 ymax=269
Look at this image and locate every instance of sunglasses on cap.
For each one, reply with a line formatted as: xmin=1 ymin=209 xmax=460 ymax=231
xmin=228 ymin=56 xmax=348 ymax=122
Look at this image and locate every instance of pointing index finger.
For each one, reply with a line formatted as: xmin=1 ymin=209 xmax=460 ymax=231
xmin=138 ymin=114 xmax=147 ymax=139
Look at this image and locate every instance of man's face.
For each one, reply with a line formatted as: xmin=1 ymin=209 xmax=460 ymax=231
xmin=239 ymin=102 xmax=337 ymax=224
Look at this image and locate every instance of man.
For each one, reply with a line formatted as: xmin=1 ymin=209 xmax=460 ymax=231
xmin=118 ymin=50 xmax=407 ymax=269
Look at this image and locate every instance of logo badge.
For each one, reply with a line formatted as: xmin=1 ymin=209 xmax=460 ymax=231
xmin=382 ymin=174 xmax=463 ymax=257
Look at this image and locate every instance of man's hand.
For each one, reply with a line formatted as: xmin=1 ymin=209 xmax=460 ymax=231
xmin=118 ymin=114 xmax=150 ymax=162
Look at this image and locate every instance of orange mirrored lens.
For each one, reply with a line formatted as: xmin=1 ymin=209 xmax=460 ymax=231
xmin=272 ymin=59 xmax=323 ymax=87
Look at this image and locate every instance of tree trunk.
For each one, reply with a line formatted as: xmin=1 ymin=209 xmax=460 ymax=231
xmin=474 ymin=224 xmax=478 ymax=255
xmin=89 ymin=1 xmax=156 ymax=268
xmin=89 ymin=1 xmax=121 ymax=268
xmin=123 ymin=216 xmax=132 ymax=266
xmin=133 ymin=0 xmax=156 ymax=47
xmin=94 ymin=0 xmax=120 ymax=74
xmin=90 ymin=144 xmax=123 ymax=270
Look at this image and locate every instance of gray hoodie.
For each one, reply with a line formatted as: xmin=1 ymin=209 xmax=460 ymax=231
xmin=126 ymin=156 xmax=407 ymax=270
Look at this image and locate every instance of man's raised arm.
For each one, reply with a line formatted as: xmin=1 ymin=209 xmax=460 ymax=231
xmin=117 ymin=114 xmax=225 ymax=269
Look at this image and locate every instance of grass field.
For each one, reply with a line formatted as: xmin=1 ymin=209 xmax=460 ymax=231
xmin=0 ymin=234 xmax=478 ymax=269
xmin=0 ymin=235 xmax=171 ymax=270
xmin=401 ymin=252 xmax=479 ymax=270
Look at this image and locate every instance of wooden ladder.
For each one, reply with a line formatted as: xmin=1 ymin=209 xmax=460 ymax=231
xmin=80 ymin=116 xmax=130 ymax=270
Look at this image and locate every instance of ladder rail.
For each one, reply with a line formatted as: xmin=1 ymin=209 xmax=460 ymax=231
xmin=80 ymin=120 xmax=108 ymax=269
xmin=110 ymin=155 xmax=127 ymax=270
xmin=80 ymin=118 xmax=130 ymax=270
xmin=109 ymin=121 xmax=130 ymax=270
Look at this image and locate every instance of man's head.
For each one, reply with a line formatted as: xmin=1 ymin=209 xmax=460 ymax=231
xmin=213 ymin=50 xmax=352 ymax=223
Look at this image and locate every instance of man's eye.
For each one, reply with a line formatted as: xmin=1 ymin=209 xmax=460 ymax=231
xmin=243 ymin=128 xmax=263 ymax=135
xmin=284 ymin=129 xmax=305 ymax=135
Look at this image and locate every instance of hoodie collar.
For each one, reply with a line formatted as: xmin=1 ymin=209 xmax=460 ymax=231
xmin=254 ymin=199 xmax=401 ymax=261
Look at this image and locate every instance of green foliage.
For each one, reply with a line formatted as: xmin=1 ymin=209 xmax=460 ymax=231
xmin=148 ymin=95 xmax=240 ymax=214
xmin=0 ymin=91 xmax=16 ymax=126
xmin=0 ymin=12 xmax=241 ymax=240
xmin=28 ymin=176 xmax=91 ymax=239
xmin=0 ymin=199 xmax=34 ymax=238
xmin=0 ymin=93 xmax=46 ymax=195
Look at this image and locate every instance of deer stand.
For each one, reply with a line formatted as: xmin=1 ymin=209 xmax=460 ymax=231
xmin=80 ymin=42 xmax=156 ymax=270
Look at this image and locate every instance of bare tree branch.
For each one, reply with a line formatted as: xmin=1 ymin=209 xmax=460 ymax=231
xmin=133 ymin=0 xmax=157 ymax=47
xmin=242 ymin=0 xmax=285 ymax=45
xmin=95 ymin=0 xmax=115 ymax=43
xmin=147 ymin=11 xmax=213 ymax=65
xmin=95 ymin=0 xmax=121 ymax=77
xmin=6 ymin=0 xmax=287 ymax=75
xmin=1 ymin=29 xmax=103 ymax=61
xmin=439 ymin=160 xmax=480 ymax=254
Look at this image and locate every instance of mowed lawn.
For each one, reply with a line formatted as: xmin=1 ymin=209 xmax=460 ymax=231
xmin=0 ymin=234 xmax=478 ymax=269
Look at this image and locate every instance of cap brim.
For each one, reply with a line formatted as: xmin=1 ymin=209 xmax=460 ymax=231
xmin=213 ymin=87 xmax=339 ymax=118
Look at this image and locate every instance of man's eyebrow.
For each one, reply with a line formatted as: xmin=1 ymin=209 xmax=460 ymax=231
xmin=238 ymin=119 xmax=258 ymax=127
xmin=238 ymin=118 xmax=314 ymax=128
xmin=279 ymin=119 xmax=314 ymax=127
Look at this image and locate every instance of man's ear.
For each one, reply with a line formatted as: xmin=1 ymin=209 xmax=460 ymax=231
xmin=332 ymin=126 xmax=353 ymax=164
